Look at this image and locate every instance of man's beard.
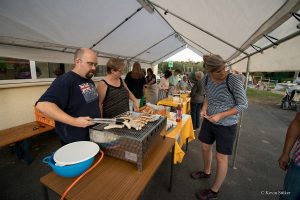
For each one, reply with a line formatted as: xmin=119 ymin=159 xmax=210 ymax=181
xmin=86 ymin=71 xmax=94 ymax=79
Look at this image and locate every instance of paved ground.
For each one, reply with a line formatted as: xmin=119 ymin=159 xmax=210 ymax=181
xmin=0 ymin=101 xmax=296 ymax=200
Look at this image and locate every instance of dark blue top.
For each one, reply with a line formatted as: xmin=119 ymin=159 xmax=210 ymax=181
xmin=125 ymin=72 xmax=146 ymax=98
xmin=37 ymin=71 xmax=100 ymax=143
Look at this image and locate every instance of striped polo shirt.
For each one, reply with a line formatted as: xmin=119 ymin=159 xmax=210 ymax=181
xmin=203 ymin=74 xmax=248 ymax=126
xmin=292 ymin=103 xmax=300 ymax=166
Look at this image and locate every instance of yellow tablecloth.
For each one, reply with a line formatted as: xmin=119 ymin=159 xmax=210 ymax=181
xmin=157 ymin=97 xmax=191 ymax=114
xmin=164 ymin=114 xmax=195 ymax=164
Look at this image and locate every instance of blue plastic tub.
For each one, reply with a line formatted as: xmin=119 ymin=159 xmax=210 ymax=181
xmin=43 ymin=154 xmax=94 ymax=178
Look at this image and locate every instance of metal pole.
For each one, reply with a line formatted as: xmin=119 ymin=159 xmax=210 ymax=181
xmin=232 ymin=56 xmax=250 ymax=169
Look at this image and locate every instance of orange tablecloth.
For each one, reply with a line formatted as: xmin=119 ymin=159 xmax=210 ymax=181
xmin=163 ymin=114 xmax=195 ymax=164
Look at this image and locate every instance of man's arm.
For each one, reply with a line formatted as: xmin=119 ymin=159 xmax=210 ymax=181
xmin=278 ymin=112 xmax=300 ymax=170
xmin=36 ymin=102 xmax=94 ymax=127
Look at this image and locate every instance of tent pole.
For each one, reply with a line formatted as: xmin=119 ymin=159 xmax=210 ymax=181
xmin=232 ymin=56 xmax=250 ymax=169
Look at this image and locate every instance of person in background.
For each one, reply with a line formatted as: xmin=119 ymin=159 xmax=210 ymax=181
xmin=141 ymin=68 xmax=146 ymax=77
xmin=36 ymin=48 xmax=100 ymax=145
xmin=248 ymin=74 xmax=253 ymax=85
xmin=158 ymin=70 xmax=172 ymax=101
xmin=97 ymin=58 xmax=139 ymax=118
xmin=168 ymin=69 xmax=181 ymax=94
xmin=192 ymin=54 xmax=248 ymax=200
xmin=144 ymin=68 xmax=158 ymax=104
xmin=125 ymin=62 xmax=146 ymax=111
xmin=190 ymin=71 xmax=204 ymax=131
xmin=178 ymin=75 xmax=190 ymax=91
xmin=169 ymin=69 xmax=181 ymax=86
xmin=278 ymin=101 xmax=300 ymax=200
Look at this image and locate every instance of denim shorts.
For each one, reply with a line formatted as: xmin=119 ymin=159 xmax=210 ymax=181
xmin=198 ymin=119 xmax=236 ymax=155
xmin=280 ymin=160 xmax=300 ymax=200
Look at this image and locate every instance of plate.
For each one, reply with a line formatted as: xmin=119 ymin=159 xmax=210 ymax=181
xmin=53 ymin=141 xmax=99 ymax=166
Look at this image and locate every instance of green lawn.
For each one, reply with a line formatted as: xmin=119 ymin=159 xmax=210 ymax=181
xmin=246 ymin=88 xmax=283 ymax=105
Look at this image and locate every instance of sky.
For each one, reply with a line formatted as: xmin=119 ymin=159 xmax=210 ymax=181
xmin=165 ymin=48 xmax=203 ymax=62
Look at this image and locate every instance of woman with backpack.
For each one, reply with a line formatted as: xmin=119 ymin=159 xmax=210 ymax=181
xmin=191 ymin=54 xmax=248 ymax=200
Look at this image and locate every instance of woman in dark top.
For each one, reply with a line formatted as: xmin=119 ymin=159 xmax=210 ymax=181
xmin=144 ymin=68 xmax=158 ymax=104
xmin=125 ymin=62 xmax=146 ymax=111
xmin=97 ymin=58 xmax=139 ymax=118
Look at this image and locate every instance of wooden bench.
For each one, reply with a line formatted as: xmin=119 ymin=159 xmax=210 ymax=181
xmin=0 ymin=121 xmax=55 ymax=163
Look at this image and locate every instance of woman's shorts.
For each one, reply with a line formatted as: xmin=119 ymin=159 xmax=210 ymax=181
xmin=199 ymin=119 xmax=237 ymax=155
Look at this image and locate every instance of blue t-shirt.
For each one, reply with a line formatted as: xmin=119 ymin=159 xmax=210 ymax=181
xmin=37 ymin=71 xmax=100 ymax=143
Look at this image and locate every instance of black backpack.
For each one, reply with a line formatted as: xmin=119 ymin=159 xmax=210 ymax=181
xmin=204 ymin=73 xmax=236 ymax=104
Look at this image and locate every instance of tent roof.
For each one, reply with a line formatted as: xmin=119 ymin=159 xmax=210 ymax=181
xmin=0 ymin=0 xmax=299 ymax=71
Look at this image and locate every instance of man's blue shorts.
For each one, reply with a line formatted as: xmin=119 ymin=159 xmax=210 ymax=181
xmin=198 ymin=119 xmax=237 ymax=155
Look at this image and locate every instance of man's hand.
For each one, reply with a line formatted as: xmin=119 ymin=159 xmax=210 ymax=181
xmin=73 ymin=117 xmax=95 ymax=128
xmin=278 ymin=153 xmax=289 ymax=171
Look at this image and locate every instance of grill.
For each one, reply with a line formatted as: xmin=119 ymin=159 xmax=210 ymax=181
xmin=89 ymin=112 xmax=167 ymax=171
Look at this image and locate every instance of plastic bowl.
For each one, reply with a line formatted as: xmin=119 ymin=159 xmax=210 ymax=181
xmin=43 ymin=154 xmax=94 ymax=178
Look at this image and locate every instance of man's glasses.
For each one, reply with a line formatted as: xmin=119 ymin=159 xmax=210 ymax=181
xmin=86 ymin=62 xmax=98 ymax=67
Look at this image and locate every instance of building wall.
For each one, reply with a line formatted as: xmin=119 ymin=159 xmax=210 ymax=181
xmin=0 ymin=80 xmax=100 ymax=130
xmin=0 ymin=85 xmax=49 ymax=129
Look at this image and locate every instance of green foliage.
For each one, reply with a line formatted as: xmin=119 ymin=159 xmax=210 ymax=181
xmin=158 ymin=61 xmax=204 ymax=73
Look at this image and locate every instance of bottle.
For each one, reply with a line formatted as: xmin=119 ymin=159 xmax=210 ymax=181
xmin=176 ymin=102 xmax=182 ymax=122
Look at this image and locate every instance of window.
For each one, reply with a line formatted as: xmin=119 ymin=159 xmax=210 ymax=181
xmin=0 ymin=56 xmax=130 ymax=83
xmin=0 ymin=57 xmax=31 ymax=80
xmin=36 ymin=62 xmax=73 ymax=78
xmin=95 ymin=65 xmax=107 ymax=77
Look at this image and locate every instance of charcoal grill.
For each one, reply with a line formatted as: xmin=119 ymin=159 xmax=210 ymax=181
xmin=89 ymin=112 xmax=167 ymax=171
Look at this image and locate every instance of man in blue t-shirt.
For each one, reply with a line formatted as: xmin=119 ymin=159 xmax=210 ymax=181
xmin=36 ymin=48 xmax=100 ymax=144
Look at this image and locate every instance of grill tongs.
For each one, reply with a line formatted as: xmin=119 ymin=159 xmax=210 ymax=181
xmin=92 ymin=118 xmax=125 ymax=125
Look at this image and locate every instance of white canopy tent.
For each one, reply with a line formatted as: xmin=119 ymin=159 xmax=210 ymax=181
xmin=0 ymin=0 xmax=299 ymax=71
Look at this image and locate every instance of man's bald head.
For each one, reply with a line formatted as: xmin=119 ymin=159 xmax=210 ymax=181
xmin=73 ymin=48 xmax=98 ymax=79
xmin=74 ymin=48 xmax=96 ymax=61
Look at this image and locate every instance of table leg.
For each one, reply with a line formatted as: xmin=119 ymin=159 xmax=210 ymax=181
xmin=15 ymin=139 xmax=33 ymax=164
xmin=41 ymin=185 xmax=49 ymax=200
xmin=185 ymin=138 xmax=189 ymax=152
xmin=168 ymin=144 xmax=175 ymax=192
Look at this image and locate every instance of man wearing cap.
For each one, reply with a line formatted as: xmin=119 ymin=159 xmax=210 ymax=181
xmin=191 ymin=54 xmax=248 ymax=200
